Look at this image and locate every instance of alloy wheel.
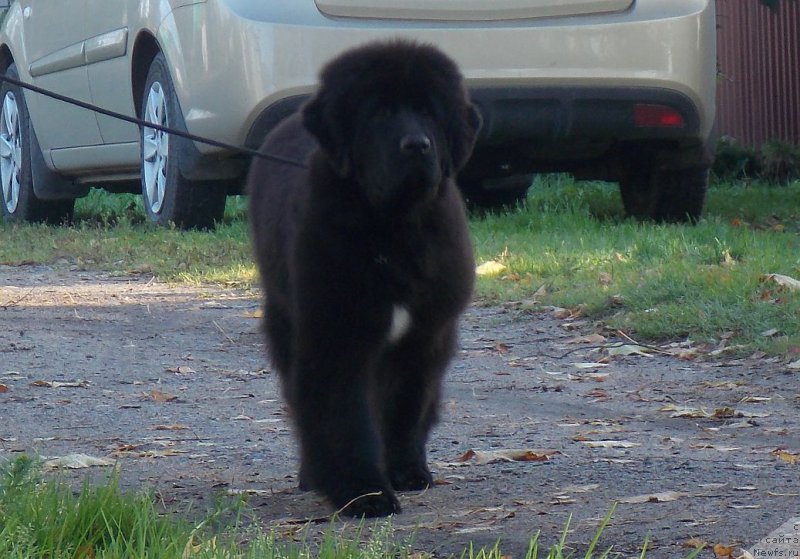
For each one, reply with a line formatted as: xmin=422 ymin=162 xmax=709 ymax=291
xmin=0 ymin=91 xmax=22 ymax=214
xmin=142 ymin=82 xmax=169 ymax=215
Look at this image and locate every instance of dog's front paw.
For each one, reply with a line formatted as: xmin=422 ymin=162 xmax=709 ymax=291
xmin=337 ymin=489 xmax=401 ymax=518
xmin=389 ymin=465 xmax=433 ymax=492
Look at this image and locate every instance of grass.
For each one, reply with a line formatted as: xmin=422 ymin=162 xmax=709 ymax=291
xmin=0 ymin=456 xmax=666 ymax=559
xmin=3 ymin=179 xmax=800 ymax=355
xmin=471 ymin=176 xmax=800 ymax=354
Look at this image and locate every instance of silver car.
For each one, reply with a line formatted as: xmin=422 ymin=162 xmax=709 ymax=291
xmin=0 ymin=0 xmax=717 ymax=228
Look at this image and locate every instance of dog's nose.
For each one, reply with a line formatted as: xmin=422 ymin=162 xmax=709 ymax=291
xmin=400 ymin=134 xmax=431 ymax=155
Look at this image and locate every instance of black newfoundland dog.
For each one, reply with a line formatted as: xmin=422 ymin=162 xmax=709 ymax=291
xmin=248 ymin=40 xmax=481 ymax=517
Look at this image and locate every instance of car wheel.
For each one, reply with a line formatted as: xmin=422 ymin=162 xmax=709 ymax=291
xmin=619 ymin=166 xmax=708 ymax=223
xmin=140 ymin=53 xmax=226 ymax=229
xmin=460 ymin=174 xmax=532 ymax=212
xmin=0 ymin=64 xmax=74 ymax=224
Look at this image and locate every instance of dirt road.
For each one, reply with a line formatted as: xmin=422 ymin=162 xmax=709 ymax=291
xmin=1 ymin=265 xmax=798 ymax=557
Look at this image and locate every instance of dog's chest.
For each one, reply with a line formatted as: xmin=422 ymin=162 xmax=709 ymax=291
xmin=387 ymin=304 xmax=412 ymax=344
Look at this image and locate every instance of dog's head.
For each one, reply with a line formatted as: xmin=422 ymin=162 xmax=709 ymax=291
xmin=302 ymin=40 xmax=482 ymax=210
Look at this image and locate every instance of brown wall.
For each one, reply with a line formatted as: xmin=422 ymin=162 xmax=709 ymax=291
xmin=716 ymin=0 xmax=800 ymax=147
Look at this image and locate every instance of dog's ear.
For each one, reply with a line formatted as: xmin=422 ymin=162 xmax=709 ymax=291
xmin=302 ymin=94 xmax=352 ymax=177
xmin=445 ymin=103 xmax=482 ymax=177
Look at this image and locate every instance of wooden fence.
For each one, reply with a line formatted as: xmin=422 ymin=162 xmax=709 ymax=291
xmin=716 ymin=0 xmax=800 ymax=147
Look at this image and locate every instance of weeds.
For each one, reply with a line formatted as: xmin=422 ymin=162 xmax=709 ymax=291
xmin=1 ymin=457 xmax=689 ymax=558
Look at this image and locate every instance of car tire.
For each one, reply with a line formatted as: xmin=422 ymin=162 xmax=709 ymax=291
xmin=619 ymin=166 xmax=708 ymax=223
xmin=0 ymin=64 xmax=74 ymax=224
xmin=140 ymin=53 xmax=226 ymax=229
xmin=460 ymin=174 xmax=532 ymax=212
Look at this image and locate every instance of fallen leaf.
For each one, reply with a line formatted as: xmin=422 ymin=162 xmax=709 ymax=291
xmin=712 ymin=542 xmax=735 ymax=558
xmin=788 ymin=359 xmax=800 ymax=370
xmin=690 ymin=444 xmax=741 ymax=452
xmin=0 ymin=384 xmax=8 ymax=393
xmin=618 ymin=491 xmax=688 ymax=504
xmin=738 ymin=396 xmax=771 ymax=403
xmin=44 ymin=453 xmax=115 ymax=470
xmin=31 ymin=380 xmax=89 ymax=388
xmin=146 ymin=390 xmax=178 ymax=403
xmin=453 ymin=448 xmax=559 ymax=465
xmin=138 ymin=449 xmax=187 ymax=458
xmin=771 ymin=448 xmax=799 ymax=465
xmin=683 ymin=537 xmax=707 ymax=549
xmin=760 ymin=328 xmax=780 ymax=337
xmin=581 ymin=388 xmax=611 ymax=401
xmin=552 ymin=306 xmax=584 ymax=319
xmin=153 ymin=424 xmax=189 ymax=431
xmin=165 ymin=366 xmax=196 ymax=374
xmin=713 ymin=407 xmax=737 ymax=419
xmin=572 ymin=362 xmax=609 ymax=369
xmin=761 ymin=273 xmax=800 ymax=291
xmin=242 ymin=309 xmax=264 ymax=319
xmin=607 ymin=344 xmax=652 ymax=357
xmin=566 ymin=333 xmax=606 ymax=345
xmin=476 ymin=261 xmax=507 ymax=277
xmin=560 ymin=483 xmax=600 ymax=493
xmin=581 ymin=440 xmax=639 ymax=449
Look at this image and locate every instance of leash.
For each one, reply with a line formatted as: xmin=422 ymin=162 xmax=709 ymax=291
xmin=0 ymin=71 xmax=308 ymax=168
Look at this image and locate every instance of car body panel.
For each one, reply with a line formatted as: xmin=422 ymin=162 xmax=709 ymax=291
xmin=0 ymin=0 xmax=716 ymax=183
xmin=313 ymin=0 xmax=634 ymax=21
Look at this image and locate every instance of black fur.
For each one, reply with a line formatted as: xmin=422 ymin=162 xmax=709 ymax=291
xmin=247 ymin=40 xmax=481 ymax=517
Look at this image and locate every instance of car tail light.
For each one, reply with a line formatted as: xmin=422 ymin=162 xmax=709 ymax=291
xmin=633 ymin=104 xmax=685 ymax=128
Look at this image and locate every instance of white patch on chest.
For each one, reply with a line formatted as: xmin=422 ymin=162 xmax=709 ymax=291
xmin=387 ymin=304 xmax=412 ymax=344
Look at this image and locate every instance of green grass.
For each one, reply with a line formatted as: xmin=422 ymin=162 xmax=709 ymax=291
xmin=2 ymin=179 xmax=800 ymax=354
xmin=471 ymin=176 xmax=800 ymax=353
xmin=0 ymin=456 xmax=667 ymax=559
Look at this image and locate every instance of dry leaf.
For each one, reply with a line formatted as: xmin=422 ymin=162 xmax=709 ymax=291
xmin=165 ymin=365 xmax=196 ymax=374
xmin=44 ymin=453 xmax=115 ymax=470
xmin=242 ymin=309 xmax=264 ymax=319
xmin=0 ymin=383 xmax=8 ymax=393
xmin=138 ymin=449 xmax=187 ymax=458
xmin=618 ymin=491 xmax=688 ymax=504
xmin=476 ymin=261 xmax=507 ymax=277
xmin=572 ymin=362 xmax=609 ymax=369
xmin=787 ymin=359 xmax=800 ymax=370
xmin=607 ymin=344 xmax=652 ymax=357
xmin=683 ymin=537 xmax=707 ymax=549
xmin=566 ymin=333 xmax=606 ymax=345
xmin=31 ymin=380 xmax=89 ymax=388
xmin=454 ymin=448 xmax=559 ymax=465
xmin=153 ymin=424 xmax=189 ymax=431
xmin=560 ymin=483 xmax=600 ymax=493
xmin=771 ymin=448 xmax=799 ymax=465
xmin=552 ymin=306 xmax=584 ymax=319
xmin=146 ymin=390 xmax=178 ymax=403
xmin=712 ymin=542 xmax=736 ymax=558
xmin=761 ymin=273 xmax=800 ymax=291
xmin=581 ymin=440 xmax=639 ymax=449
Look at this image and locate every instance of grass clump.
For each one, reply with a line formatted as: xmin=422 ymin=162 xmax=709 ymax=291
xmin=0 ymin=456 xmax=700 ymax=558
xmin=0 ymin=456 xmax=191 ymax=558
xmin=472 ymin=176 xmax=800 ymax=353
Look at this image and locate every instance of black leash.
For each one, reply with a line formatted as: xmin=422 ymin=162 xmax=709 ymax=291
xmin=0 ymin=71 xmax=308 ymax=168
